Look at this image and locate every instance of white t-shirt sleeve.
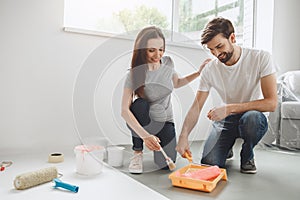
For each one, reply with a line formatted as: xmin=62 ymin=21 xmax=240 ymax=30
xmin=124 ymin=71 xmax=133 ymax=89
xmin=164 ymin=56 xmax=177 ymax=76
xmin=259 ymin=50 xmax=277 ymax=78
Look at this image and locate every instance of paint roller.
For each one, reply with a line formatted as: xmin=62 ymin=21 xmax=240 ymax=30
xmin=14 ymin=166 xmax=58 ymax=190
xmin=14 ymin=166 xmax=79 ymax=192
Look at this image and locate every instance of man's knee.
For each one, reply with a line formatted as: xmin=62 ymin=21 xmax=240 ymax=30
xmin=240 ymin=110 xmax=268 ymax=139
xmin=242 ymin=110 xmax=262 ymax=121
xmin=201 ymin=154 xmax=225 ymax=168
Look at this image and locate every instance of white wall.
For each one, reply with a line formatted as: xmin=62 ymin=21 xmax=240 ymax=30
xmin=1 ymin=0 xmax=299 ymax=153
xmin=0 ymin=0 xmax=211 ymax=153
xmin=0 ymin=0 xmax=105 ymax=153
xmin=255 ymin=0 xmax=274 ymax=53
xmin=272 ymin=0 xmax=300 ymax=74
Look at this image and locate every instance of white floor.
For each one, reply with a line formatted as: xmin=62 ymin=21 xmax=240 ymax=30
xmin=1 ymin=140 xmax=300 ymax=200
xmin=120 ymin=139 xmax=300 ymax=200
xmin=0 ymin=150 xmax=168 ymax=200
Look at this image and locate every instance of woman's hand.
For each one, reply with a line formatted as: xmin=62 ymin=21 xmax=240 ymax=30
xmin=198 ymin=58 xmax=212 ymax=73
xmin=143 ymin=135 xmax=161 ymax=151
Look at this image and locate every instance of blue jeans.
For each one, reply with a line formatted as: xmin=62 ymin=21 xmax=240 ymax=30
xmin=201 ymin=111 xmax=268 ymax=168
xmin=128 ymin=98 xmax=177 ymax=169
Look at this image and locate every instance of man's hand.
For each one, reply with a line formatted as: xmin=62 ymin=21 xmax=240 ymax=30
xmin=207 ymin=105 xmax=231 ymax=121
xmin=176 ymin=135 xmax=191 ymax=158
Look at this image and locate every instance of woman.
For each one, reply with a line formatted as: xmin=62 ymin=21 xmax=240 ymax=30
xmin=121 ymin=26 xmax=210 ymax=173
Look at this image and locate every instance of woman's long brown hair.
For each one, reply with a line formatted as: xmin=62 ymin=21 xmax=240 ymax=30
xmin=131 ymin=26 xmax=165 ymax=98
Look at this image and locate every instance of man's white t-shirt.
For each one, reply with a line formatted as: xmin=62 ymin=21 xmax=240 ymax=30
xmin=198 ymin=48 xmax=277 ymax=104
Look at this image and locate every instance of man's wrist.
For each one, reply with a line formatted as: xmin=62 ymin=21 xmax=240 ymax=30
xmin=179 ymin=133 xmax=189 ymax=139
xmin=226 ymin=104 xmax=235 ymax=114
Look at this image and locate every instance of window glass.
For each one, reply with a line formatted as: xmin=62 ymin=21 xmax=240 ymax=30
xmin=176 ymin=0 xmax=248 ymax=45
xmin=64 ymin=0 xmax=172 ymax=34
xmin=64 ymin=0 xmax=253 ymax=47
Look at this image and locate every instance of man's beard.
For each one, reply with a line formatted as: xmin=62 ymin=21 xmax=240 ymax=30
xmin=218 ymin=51 xmax=233 ymax=64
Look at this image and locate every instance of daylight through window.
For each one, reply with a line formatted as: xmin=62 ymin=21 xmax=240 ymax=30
xmin=64 ymin=0 xmax=254 ymax=47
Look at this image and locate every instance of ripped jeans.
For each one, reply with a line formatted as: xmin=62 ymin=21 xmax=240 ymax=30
xmin=201 ymin=110 xmax=268 ymax=168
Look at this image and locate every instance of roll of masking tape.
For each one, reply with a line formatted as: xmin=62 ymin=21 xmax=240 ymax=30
xmin=48 ymin=152 xmax=64 ymax=163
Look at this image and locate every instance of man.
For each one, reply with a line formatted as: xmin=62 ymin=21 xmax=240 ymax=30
xmin=176 ymin=17 xmax=277 ymax=174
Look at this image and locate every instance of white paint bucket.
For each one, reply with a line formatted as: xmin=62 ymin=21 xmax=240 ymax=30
xmin=81 ymin=137 xmax=109 ymax=159
xmin=107 ymin=146 xmax=125 ymax=167
xmin=74 ymin=145 xmax=105 ymax=175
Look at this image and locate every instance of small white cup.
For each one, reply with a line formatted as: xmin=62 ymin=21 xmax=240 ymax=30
xmin=107 ymin=146 xmax=125 ymax=167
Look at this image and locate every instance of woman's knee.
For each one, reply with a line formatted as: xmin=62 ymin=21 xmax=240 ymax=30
xmin=130 ymin=98 xmax=149 ymax=113
xmin=130 ymin=98 xmax=150 ymax=125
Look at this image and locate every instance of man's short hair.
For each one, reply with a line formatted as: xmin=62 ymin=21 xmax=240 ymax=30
xmin=201 ymin=17 xmax=235 ymax=45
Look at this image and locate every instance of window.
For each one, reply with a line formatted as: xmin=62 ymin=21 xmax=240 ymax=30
xmin=64 ymin=0 xmax=254 ymax=47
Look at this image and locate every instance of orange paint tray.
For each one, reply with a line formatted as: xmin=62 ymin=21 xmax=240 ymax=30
xmin=168 ymin=164 xmax=227 ymax=192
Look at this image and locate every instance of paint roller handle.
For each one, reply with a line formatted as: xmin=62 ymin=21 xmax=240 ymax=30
xmin=53 ymin=178 xmax=79 ymax=193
